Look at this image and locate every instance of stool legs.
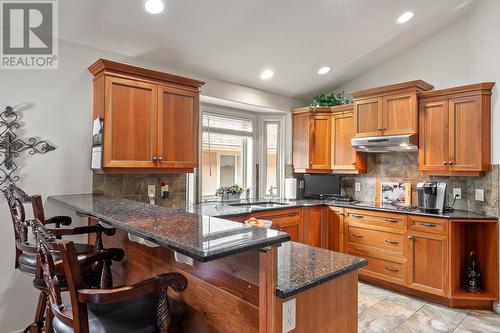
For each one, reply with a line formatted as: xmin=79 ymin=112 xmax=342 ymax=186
xmin=29 ymin=292 xmax=47 ymax=333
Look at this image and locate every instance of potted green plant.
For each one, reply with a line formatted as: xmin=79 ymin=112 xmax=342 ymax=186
xmin=309 ymin=91 xmax=350 ymax=110
xmin=215 ymin=185 xmax=244 ymax=202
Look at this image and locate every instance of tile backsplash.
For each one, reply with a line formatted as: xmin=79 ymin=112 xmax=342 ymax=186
xmin=340 ymin=153 xmax=499 ymax=216
xmin=93 ymin=173 xmax=187 ymax=209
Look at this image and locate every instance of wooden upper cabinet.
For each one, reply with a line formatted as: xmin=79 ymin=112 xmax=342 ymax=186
xmin=310 ymin=113 xmax=332 ymax=170
xmin=292 ymin=111 xmax=310 ymax=171
xmin=89 ymin=59 xmax=204 ymax=174
xmin=449 ymin=96 xmax=482 ymax=171
xmin=382 ymin=93 xmax=417 ymax=136
xmin=103 ymin=77 xmax=158 ymax=168
xmin=419 ymin=99 xmax=449 ymax=172
xmin=352 ymin=80 xmax=433 ymax=138
xmin=418 ymin=83 xmax=494 ymax=176
xmin=353 ymin=97 xmax=382 ymax=137
xmin=331 ymin=105 xmax=367 ymax=173
xmin=291 ymin=105 xmax=366 ymax=174
xmin=157 ymin=85 xmax=199 ymax=168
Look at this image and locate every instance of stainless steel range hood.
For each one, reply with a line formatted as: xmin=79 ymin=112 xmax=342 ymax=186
xmin=351 ymin=134 xmax=418 ymax=153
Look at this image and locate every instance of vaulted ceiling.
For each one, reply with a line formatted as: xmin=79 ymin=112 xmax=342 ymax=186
xmin=60 ymin=0 xmax=476 ymax=98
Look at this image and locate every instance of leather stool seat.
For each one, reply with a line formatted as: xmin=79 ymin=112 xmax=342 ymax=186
xmin=18 ymin=243 xmax=95 ymax=275
xmin=53 ymin=294 xmax=184 ymax=333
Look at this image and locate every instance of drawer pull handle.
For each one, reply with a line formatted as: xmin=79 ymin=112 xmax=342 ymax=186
xmin=384 ymin=239 xmax=399 ymax=245
xmin=385 ymin=267 xmax=399 ymax=273
xmin=351 ymin=233 xmax=364 ymax=238
xmin=288 ymin=213 xmax=299 ymax=217
xmin=385 ymin=218 xmax=400 ymax=223
xmin=408 ymin=235 xmax=414 ymax=240
xmin=351 ymin=214 xmax=364 ymax=219
xmin=420 ymin=223 xmax=437 ymax=228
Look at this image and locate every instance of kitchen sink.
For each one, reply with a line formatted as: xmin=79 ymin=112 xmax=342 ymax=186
xmin=228 ymin=201 xmax=290 ymax=208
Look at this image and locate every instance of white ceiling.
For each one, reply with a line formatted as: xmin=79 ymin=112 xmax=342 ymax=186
xmin=60 ymin=0 xmax=476 ymax=99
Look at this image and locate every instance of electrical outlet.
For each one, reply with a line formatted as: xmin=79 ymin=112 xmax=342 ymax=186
xmin=282 ymin=298 xmax=296 ymax=333
xmin=475 ymin=189 xmax=485 ymax=202
xmin=453 ymin=188 xmax=462 ymax=200
xmin=147 ymin=185 xmax=156 ymax=196
xmin=355 ymin=182 xmax=361 ymax=192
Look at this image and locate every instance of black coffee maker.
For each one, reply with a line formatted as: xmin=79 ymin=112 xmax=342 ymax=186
xmin=465 ymin=251 xmax=481 ymax=293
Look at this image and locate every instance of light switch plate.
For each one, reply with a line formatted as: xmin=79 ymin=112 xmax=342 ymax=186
xmin=355 ymin=182 xmax=361 ymax=192
xmin=475 ymin=189 xmax=485 ymax=202
xmin=147 ymin=185 xmax=156 ymax=196
xmin=453 ymin=188 xmax=462 ymax=200
xmin=282 ymin=298 xmax=296 ymax=333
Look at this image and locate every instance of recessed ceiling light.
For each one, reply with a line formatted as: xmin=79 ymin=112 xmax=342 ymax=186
xmin=397 ymin=11 xmax=414 ymax=24
xmin=318 ymin=66 xmax=331 ymax=75
xmin=145 ymin=0 xmax=165 ymax=14
xmin=260 ymin=69 xmax=274 ymax=80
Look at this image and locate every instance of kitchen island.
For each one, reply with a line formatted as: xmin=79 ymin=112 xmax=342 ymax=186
xmin=49 ymin=194 xmax=367 ymax=333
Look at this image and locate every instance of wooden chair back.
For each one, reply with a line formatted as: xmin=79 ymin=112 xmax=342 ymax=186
xmin=2 ymin=184 xmax=36 ymax=268
xmin=32 ymin=218 xmax=87 ymax=331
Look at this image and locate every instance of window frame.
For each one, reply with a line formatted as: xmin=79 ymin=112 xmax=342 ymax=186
xmin=259 ymin=116 xmax=285 ymax=198
xmin=197 ymin=105 xmax=257 ymax=202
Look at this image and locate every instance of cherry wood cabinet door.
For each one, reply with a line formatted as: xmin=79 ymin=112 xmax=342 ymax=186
xmin=103 ymin=77 xmax=158 ymax=168
xmin=353 ymin=97 xmax=382 ymax=137
xmin=302 ymin=207 xmax=323 ymax=248
xmin=157 ymin=85 xmax=199 ymax=168
xmin=292 ymin=113 xmax=310 ymax=171
xmin=382 ymin=93 xmax=418 ymax=136
xmin=449 ymin=96 xmax=482 ymax=171
xmin=325 ymin=206 xmax=344 ymax=252
xmin=418 ymin=100 xmax=449 ymax=172
xmin=309 ymin=115 xmax=332 ymax=170
xmin=331 ymin=113 xmax=356 ymax=171
xmin=279 ymin=224 xmax=300 ymax=243
xmin=406 ymin=231 xmax=449 ymax=297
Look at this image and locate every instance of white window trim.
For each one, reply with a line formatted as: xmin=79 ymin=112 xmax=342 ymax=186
xmin=259 ymin=116 xmax=286 ymax=198
xmin=197 ymin=104 xmax=257 ymax=202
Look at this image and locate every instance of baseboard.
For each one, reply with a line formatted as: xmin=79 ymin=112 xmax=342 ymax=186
xmin=493 ymin=302 xmax=500 ymax=314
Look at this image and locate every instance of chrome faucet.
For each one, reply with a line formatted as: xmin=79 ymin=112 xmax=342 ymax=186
xmin=245 ymin=186 xmax=253 ymax=202
xmin=268 ymin=185 xmax=276 ymax=202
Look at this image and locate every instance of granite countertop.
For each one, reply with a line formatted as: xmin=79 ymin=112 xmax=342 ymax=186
xmin=276 ymin=241 xmax=367 ymax=298
xmin=188 ymin=199 xmax=498 ymax=220
xmin=49 ymin=194 xmax=290 ymax=262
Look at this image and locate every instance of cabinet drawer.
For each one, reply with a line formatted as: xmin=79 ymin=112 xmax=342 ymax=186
xmin=346 ymin=209 xmax=406 ymax=231
xmin=408 ymin=216 xmax=448 ymax=235
xmin=347 ymin=225 xmax=403 ymax=253
xmin=248 ymin=209 xmax=301 ymax=228
xmin=348 ymin=249 xmax=404 ymax=284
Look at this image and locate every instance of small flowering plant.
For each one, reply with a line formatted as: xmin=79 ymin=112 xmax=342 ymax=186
xmin=215 ymin=185 xmax=244 ymax=197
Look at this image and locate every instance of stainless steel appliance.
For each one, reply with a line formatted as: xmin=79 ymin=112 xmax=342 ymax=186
xmin=351 ymin=134 xmax=418 ymax=152
xmin=416 ymin=182 xmax=447 ymax=213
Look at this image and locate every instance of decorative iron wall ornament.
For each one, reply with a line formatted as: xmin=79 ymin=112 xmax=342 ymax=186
xmin=0 ymin=106 xmax=56 ymax=187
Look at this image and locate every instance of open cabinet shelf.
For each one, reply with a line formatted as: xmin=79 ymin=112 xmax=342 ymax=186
xmin=450 ymin=221 xmax=499 ymax=306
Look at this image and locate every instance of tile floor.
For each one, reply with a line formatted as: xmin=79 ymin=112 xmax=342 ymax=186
xmin=358 ymin=282 xmax=500 ymax=333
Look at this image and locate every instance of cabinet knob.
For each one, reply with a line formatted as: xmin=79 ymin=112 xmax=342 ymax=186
xmin=158 ymin=156 xmax=164 ymax=161
xmin=309 ymin=162 xmax=313 ymax=166
xmin=407 ymin=235 xmax=413 ymax=240
xmin=448 ymin=161 xmax=454 ymax=165
xmin=152 ymin=156 xmax=158 ymax=161
xmin=442 ymin=161 xmax=449 ymax=165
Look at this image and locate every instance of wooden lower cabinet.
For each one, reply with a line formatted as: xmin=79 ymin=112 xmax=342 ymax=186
xmin=406 ymin=231 xmax=449 ymax=297
xmin=227 ymin=205 xmax=498 ymax=309
xmin=232 ymin=208 xmax=302 ymax=243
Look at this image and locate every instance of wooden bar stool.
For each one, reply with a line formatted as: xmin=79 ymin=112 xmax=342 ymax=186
xmin=3 ymin=185 xmax=120 ymax=333
xmin=32 ymin=218 xmax=188 ymax=333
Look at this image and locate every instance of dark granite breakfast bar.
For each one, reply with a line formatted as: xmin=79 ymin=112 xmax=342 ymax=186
xmin=49 ymin=193 xmax=367 ymax=332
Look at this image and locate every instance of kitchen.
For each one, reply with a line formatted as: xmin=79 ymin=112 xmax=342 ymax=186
xmin=1 ymin=1 xmax=500 ymax=333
